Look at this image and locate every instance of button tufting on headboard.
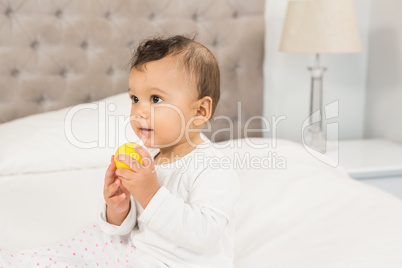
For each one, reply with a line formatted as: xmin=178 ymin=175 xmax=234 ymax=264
xmin=232 ymin=11 xmax=239 ymax=19
xmin=104 ymin=11 xmax=112 ymax=20
xmin=36 ymin=93 xmax=47 ymax=105
xmin=4 ymin=7 xmax=12 ymax=17
xmin=83 ymin=95 xmax=92 ymax=103
xmin=80 ymin=41 xmax=88 ymax=50
xmin=11 ymin=69 xmax=20 ymax=78
xmin=212 ymin=37 xmax=218 ymax=48
xmin=233 ymin=62 xmax=242 ymax=73
xmin=148 ymin=13 xmax=156 ymax=21
xmin=0 ymin=0 xmax=265 ymax=142
xmin=31 ymin=40 xmax=39 ymax=50
xmin=127 ymin=40 xmax=135 ymax=49
xmin=59 ymin=68 xmax=68 ymax=78
xmin=106 ymin=67 xmax=114 ymax=76
xmin=55 ymin=9 xmax=63 ymax=18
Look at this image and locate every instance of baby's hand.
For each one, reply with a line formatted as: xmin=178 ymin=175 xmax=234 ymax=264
xmin=103 ymin=155 xmax=131 ymax=225
xmin=115 ymin=145 xmax=161 ymax=209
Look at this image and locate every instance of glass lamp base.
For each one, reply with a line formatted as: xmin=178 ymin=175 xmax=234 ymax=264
xmin=305 ymin=54 xmax=327 ymax=154
xmin=304 ymin=124 xmax=326 ymax=153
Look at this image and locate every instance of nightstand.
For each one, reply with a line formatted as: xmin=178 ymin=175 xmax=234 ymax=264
xmin=327 ymin=139 xmax=402 ymax=199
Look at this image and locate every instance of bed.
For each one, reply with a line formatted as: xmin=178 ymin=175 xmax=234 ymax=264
xmin=1 ymin=92 xmax=402 ymax=267
xmin=1 ymin=0 xmax=402 ymax=267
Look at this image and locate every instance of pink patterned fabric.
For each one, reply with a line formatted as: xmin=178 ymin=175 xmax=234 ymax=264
xmin=0 ymin=224 xmax=134 ymax=267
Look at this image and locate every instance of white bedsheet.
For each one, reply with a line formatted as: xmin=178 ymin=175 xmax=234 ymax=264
xmin=1 ymin=138 xmax=402 ymax=267
xmin=0 ymin=167 xmax=105 ymax=251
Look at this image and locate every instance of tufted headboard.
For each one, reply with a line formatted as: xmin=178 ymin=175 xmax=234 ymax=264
xmin=0 ymin=0 xmax=265 ymax=142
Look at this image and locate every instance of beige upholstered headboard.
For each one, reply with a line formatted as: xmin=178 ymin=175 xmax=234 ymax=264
xmin=0 ymin=0 xmax=265 ymax=142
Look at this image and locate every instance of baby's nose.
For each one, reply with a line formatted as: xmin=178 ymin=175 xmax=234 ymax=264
xmin=133 ymin=106 xmax=150 ymax=119
xmin=134 ymin=114 xmax=144 ymax=119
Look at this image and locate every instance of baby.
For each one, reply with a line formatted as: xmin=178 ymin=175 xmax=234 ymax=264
xmin=98 ymin=35 xmax=240 ymax=267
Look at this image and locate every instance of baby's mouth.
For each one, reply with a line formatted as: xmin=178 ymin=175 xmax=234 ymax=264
xmin=140 ymin=128 xmax=154 ymax=136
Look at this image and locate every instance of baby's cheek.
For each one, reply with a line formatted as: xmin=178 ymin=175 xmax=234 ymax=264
xmin=155 ymin=108 xmax=185 ymax=137
xmin=158 ymin=107 xmax=184 ymax=125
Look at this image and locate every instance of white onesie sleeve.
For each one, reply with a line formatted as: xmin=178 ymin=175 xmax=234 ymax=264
xmin=97 ymin=196 xmax=137 ymax=236
xmin=137 ymin=167 xmax=240 ymax=253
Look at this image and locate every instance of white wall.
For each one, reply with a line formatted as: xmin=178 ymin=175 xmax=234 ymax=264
xmin=263 ymin=0 xmax=371 ymax=143
xmin=364 ymin=0 xmax=402 ymax=143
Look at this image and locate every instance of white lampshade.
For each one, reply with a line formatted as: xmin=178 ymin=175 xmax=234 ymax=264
xmin=279 ymin=0 xmax=362 ymax=54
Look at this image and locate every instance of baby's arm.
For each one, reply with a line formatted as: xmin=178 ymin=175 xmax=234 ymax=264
xmin=138 ymin=167 xmax=240 ymax=252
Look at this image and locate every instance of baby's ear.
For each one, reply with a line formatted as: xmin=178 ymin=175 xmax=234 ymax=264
xmin=193 ymin=96 xmax=212 ymax=126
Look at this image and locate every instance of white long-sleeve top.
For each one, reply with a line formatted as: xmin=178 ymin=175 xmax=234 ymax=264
xmin=97 ymin=140 xmax=240 ymax=267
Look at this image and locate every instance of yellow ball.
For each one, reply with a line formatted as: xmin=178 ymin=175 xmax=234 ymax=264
xmin=114 ymin=143 xmax=143 ymax=170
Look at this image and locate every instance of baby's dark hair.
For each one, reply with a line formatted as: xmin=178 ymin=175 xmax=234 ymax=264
xmin=129 ymin=35 xmax=220 ymax=117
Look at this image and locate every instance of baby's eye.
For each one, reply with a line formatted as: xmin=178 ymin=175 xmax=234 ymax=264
xmin=151 ymin=95 xmax=163 ymax=104
xmin=131 ymin=95 xmax=139 ymax=104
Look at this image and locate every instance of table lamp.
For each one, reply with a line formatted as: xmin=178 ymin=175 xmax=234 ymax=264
xmin=279 ymin=0 xmax=362 ymax=152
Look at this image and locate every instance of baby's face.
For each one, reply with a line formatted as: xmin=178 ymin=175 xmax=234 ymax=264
xmin=128 ymin=57 xmax=199 ymax=148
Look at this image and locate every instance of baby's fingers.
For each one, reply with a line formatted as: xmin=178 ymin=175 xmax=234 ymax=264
xmin=108 ymin=192 xmax=127 ymax=205
xmin=105 ymin=178 xmax=121 ymax=198
xmin=104 ymin=155 xmax=117 ymax=186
